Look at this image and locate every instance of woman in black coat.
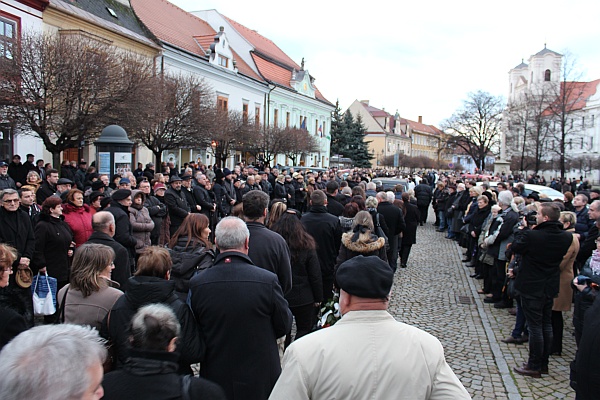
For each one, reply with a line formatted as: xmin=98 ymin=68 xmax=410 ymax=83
xmin=463 ymin=193 xmax=491 ymax=265
xmin=0 ymin=244 xmax=27 ymax=350
xmin=102 ymin=303 xmax=225 ymax=400
xmin=168 ymin=213 xmax=214 ymax=300
xmin=32 ymin=196 xmax=74 ymax=290
xmin=271 ymin=212 xmax=322 ymax=345
xmin=399 ymin=193 xmax=420 ymax=268
xmin=102 ymin=246 xmax=202 ymax=375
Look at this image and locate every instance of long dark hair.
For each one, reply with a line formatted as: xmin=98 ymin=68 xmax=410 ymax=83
xmin=169 ymin=213 xmax=211 ymax=249
xmin=271 ymin=213 xmax=315 ymax=253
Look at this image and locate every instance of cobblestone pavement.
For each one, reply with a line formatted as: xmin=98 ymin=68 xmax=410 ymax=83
xmin=388 ymin=217 xmax=576 ymax=399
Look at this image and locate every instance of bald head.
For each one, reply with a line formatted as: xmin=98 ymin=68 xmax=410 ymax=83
xmin=92 ymin=211 xmax=115 ymax=236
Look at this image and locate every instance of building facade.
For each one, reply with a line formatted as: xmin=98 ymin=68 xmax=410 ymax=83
xmin=196 ymin=9 xmax=334 ymax=168
xmin=0 ymin=0 xmax=48 ymax=162
xmin=506 ymin=46 xmax=600 ymax=181
xmin=347 ymin=100 xmax=411 ymax=167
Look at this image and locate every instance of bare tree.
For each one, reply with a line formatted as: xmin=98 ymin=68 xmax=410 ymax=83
xmin=245 ymin=125 xmax=287 ymax=167
xmin=206 ymin=110 xmax=251 ymax=168
xmin=544 ymin=54 xmax=590 ymax=179
xmin=280 ymin=127 xmax=319 ymax=166
xmin=0 ymin=31 xmax=153 ymax=167
xmin=442 ymin=91 xmax=504 ymax=171
xmin=122 ymin=73 xmax=213 ymax=167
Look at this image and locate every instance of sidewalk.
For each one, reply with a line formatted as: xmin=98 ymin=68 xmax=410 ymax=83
xmin=388 ymin=219 xmax=576 ymax=399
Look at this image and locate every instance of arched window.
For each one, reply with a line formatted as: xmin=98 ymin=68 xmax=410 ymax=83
xmin=544 ymin=69 xmax=551 ymax=81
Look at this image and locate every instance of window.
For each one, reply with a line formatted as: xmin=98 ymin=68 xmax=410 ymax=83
xmin=217 ymin=96 xmax=228 ymax=111
xmin=582 ymin=116 xmax=585 ymax=128
xmin=592 ymin=115 xmax=595 ymax=127
xmin=255 ymin=106 xmax=260 ymax=126
xmin=273 ymin=109 xmax=278 ymax=127
xmin=322 ymin=121 xmax=326 ymax=137
xmin=286 ymin=112 xmax=290 ymax=128
xmin=544 ymin=69 xmax=551 ymax=82
xmin=315 ymin=119 xmax=318 ymax=136
xmin=218 ymin=55 xmax=229 ymax=68
xmin=0 ymin=16 xmax=17 ymax=60
xmin=242 ymin=103 xmax=248 ymax=124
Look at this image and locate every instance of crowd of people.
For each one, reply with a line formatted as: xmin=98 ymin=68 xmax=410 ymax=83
xmin=0 ymin=153 xmax=597 ymax=398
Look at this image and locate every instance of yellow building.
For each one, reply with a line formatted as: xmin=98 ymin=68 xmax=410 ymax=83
xmin=347 ymin=100 xmax=411 ymax=167
xmin=401 ymin=116 xmax=444 ymax=162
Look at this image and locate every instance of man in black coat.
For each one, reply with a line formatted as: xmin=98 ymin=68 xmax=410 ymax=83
xmin=164 ymin=175 xmax=190 ymax=235
xmin=181 ymin=174 xmax=201 ymax=213
xmin=325 ymin=180 xmax=344 ymax=217
xmin=36 ymin=169 xmax=59 ymax=205
xmin=302 ymin=190 xmax=343 ymax=301
xmin=7 ymin=155 xmax=27 ymax=188
xmin=414 ymin=178 xmax=433 ymax=225
xmin=85 ymin=211 xmax=131 ymax=290
xmin=188 ymin=217 xmax=292 ymax=400
xmin=511 ymin=202 xmax=573 ymax=378
xmin=576 ymin=200 xmax=600 ymax=271
xmin=376 ymin=192 xmax=406 ymax=271
xmin=0 ymin=162 xmax=16 ymax=190
xmin=0 ymin=189 xmax=35 ymax=327
xmin=105 ymin=189 xmax=137 ymax=269
xmin=193 ymin=173 xmax=216 ymax=220
xmin=243 ymin=190 xmax=292 ymax=294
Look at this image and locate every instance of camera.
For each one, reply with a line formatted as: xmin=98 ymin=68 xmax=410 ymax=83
xmin=576 ymin=275 xmax=593 ymax=286
xmin=520 ymin=210 xmax=537 ymax=227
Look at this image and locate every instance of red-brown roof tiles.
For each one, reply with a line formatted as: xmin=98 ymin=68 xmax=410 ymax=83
xmin=401 ymin=118 xmax=443 ymax=135
xmin=224 ymin=16 xmax=300 ymax=70
xmin=252 ymin=53 xmax=292 ymax=87
xmin=542 ymin=79 xmax=600 ymax=116
xmin=231 ymin=49 xmax=262 ymax=81
xmin=131 ymin=0 xmax=214 ymax=57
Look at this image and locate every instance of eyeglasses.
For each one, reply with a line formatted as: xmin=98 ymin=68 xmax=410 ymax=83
xmin=3 ymin=199 xmax=19 ymax=204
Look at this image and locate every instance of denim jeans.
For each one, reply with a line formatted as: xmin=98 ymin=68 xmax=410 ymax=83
xmin=511 ymin=298 xmax=529 ymax=338
xmin=521 ymin=296 xmax=553 ymax=370
xmin=438 ymin=211 xmax=447 ymax=230
xmin=446 ymin=217 xmax=455 ymax=238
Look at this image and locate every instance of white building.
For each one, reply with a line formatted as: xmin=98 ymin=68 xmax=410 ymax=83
xmin=506 ymin=46 xmax=600 ymax=182
xmin=0 ymin=0 xmax=50 ymax=162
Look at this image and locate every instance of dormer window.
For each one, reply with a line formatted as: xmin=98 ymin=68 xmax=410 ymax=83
xmin=544 ymin=69 xmax=551 ymax=81
xmin=218 ymin=55 xmax=229 ymax=68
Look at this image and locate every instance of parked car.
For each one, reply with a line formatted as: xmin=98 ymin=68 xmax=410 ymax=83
xmin=476 ymin=182 xmax=564 ymax=201
xmin=372 ymin=178 xmax=409 ymax=193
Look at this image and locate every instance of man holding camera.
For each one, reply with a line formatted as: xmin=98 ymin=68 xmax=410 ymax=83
xmin=511 ymin=202 xmax=574 ymax=378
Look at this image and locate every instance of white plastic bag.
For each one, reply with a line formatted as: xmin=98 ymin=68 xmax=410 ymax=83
xmin=32 ymin=273 xmax=56 ymax=316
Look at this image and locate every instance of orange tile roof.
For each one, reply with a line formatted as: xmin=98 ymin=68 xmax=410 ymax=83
xmin=193 ymin=34 xmax=215 ymax=53
xmin=231 ymin=49 xmax=262 ymax=81
xmin=131 ymin=0 xmax=214 ymax=56
xmin=543 ymin=79 xmax=600 ymax=116
xmin=400 ymin=118 xmax=443 ymax=135
xmin=252 ymin=53 xmax=291 ymax=87
xmin=224 ymin=16 xmax=300 ymax=70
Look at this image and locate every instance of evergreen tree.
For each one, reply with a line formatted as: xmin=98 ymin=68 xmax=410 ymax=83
xmin=329 ymin=100 xmax=345 ymax=156
xmin=350 ymin=113 xmax=372 ymax=168
xmin=340 ymin=110 xmax=372 ymax=168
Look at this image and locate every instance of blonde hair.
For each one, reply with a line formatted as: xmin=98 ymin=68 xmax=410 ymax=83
xmin=0 ymin=243 xmax=18 ymax=280
xmin=560 ymin=211 xmax=577 ymax=228
xmin=267 ymin=201 xmax=287 ymax=228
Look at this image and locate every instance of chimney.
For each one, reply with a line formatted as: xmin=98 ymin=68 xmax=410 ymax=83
xmin=418 ymin=116 xmax=422 ymax=124
xmin=360 ymin=100 xmax=369 ymax=105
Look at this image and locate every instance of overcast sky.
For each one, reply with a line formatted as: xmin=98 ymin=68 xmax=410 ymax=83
xmin=169 ymin=0 xmax=600 ymax=126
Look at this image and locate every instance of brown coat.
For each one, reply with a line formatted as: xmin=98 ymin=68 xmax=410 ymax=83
xmin=553 ymin=232 xmax=579 ymax=311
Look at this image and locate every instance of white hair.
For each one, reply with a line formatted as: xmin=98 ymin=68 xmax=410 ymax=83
xmin=366 ymin=182 xmax=376 ymax=190
xmin=497 ymin=190 xmax=514 ymax=207
xmin=0 ymin=324 xmax=106 ymax=400
xmin=215 ymin=217 xmax=249 ymax=251
xmin=386 ymin=191 xmax=395 ymax=203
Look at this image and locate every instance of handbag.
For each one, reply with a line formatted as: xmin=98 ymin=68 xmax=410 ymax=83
xmin=15 ymin=265 xmax=33 ymax=288
xmin=375 ymin=214 xmax=390 ymax=251
xmin=31 ymin=272 xmax=57 ymax=316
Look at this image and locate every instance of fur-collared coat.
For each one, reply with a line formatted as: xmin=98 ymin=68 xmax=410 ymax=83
xmin=335 ymin=232 xmax=388 ymax=275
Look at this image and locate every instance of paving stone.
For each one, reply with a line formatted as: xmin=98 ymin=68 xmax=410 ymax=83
xmin=387 ymin=212 xmax=577 ymax=399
